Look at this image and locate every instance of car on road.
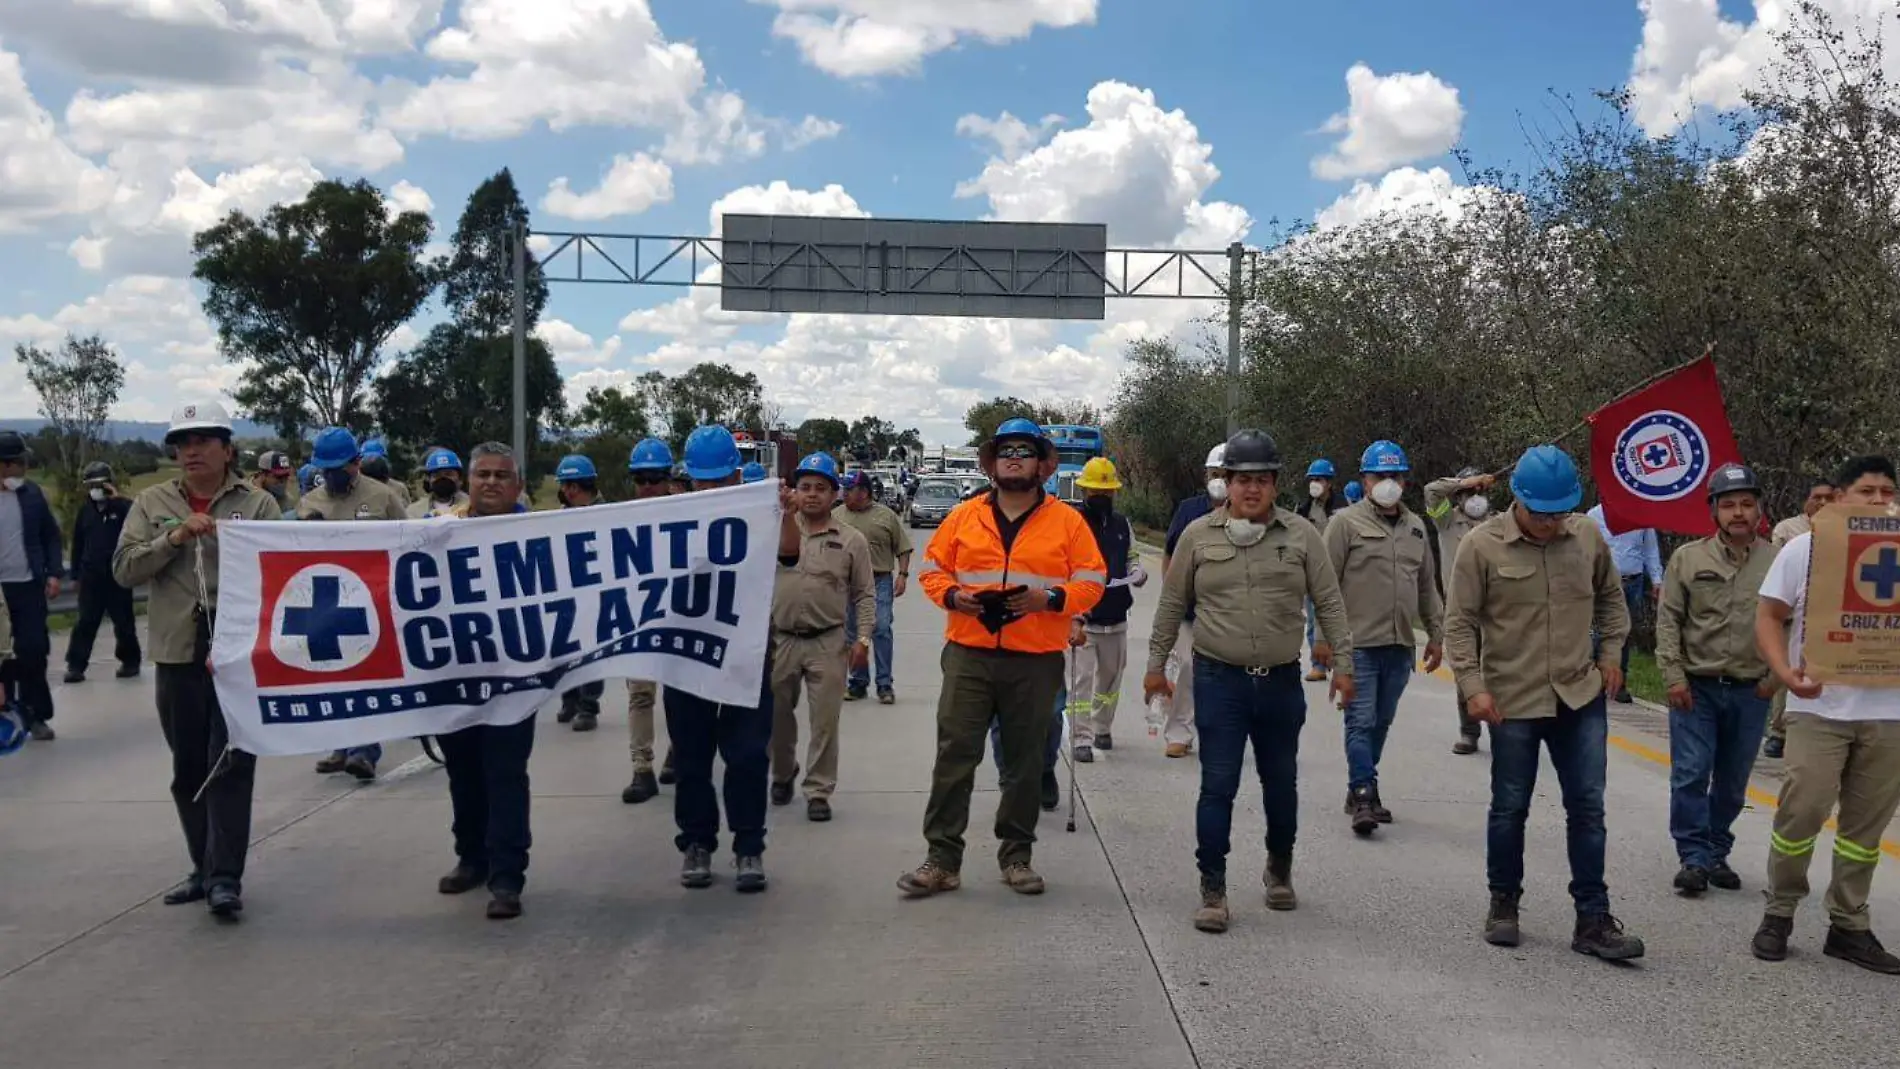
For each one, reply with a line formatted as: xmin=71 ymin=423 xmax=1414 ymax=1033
xmin=907 ymin=477 xmax=964 ymax=527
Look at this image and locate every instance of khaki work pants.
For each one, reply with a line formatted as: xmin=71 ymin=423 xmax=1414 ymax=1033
xmin=1066 ymin=627 xmax=1128 ymax=748
xmin=1766 ymin=713 xmax=1900 ymax=930
xmin=769 ymin=628 xmax=848 ymax=800
xmin=626 ymin=679 xmax=656 ymax=774
xmin=1163 ymin=620 xmax=1197 ymax=747
xmin=1768 ymin=690 xmax=1789 ymax=742
xmin=923 ymin=643 xmax=1065 ymax=871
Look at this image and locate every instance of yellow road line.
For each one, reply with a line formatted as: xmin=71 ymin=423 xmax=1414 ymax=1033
xmin=1423 ymin=665 xmax=1900 ymax=860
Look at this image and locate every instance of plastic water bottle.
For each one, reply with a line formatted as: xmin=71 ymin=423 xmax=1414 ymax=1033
xmin=1146 ymin=695 xmax=1165 ymax=738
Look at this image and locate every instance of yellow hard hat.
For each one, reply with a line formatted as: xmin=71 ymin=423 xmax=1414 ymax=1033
xmin=1075 ymin=456 xmax=1122 ymax=490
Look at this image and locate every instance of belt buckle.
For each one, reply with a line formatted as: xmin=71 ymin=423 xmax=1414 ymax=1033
xmin=1245 ymin=665 xmax=1274 ymax=677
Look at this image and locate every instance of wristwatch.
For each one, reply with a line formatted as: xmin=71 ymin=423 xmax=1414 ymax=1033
xmin=1044 ymin=589 xmax=1060 ymax=611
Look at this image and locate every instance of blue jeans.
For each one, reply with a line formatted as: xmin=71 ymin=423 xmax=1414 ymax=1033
xmin=1343 ymin=646 xmax=1414 ymax=789
xmin=1193 ymin=659 xmax=1307 ymax=877
xmin=1619 ymin=576 xmax=1646 ymax=676
xmin=990 ymin=685 xmax=1063 ymax=774
xmin=847 ymin=573 xmax=896 ymax=692
xmin=1669 ymin=677 xmax=1770 ymax=869
xmin=664 ymin=661 xmax=773 ymax=857
xmin=1487 ymin=697 xmax=1610 ymax=915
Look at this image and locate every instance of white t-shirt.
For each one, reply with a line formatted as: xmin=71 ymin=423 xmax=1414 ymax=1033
xmin=1758 ymin=532 xmax=1900 ymax=722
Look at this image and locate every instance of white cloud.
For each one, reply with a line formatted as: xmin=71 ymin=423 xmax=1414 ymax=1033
xmin=758 ymin=0 xmax=1099 ymax=77
xmin=954 ymin=81 xmax=1251 ymax=248
xmin=543 ymin=153 xmax=675 ymax=220
xmin=956 ymin=110 xmax=1064 ymax=162
xmin=657 ymin=90 xmax=767 ymax=165
xmin=1312 ymin=63 xmax=1464 ymax=180
xmin=782 ymin=114 xmax=845 ymax=151
xmin=1314 ymin=166 xmax=1476 ymax=230
xmin=69 ymin=158 xmax=323 ymax=274
xmin=385 ymin=179 xmax=434 ymax=217
xmin=538 ymin=317 xmax=622 ymax=365
xmin=0 ymin=48 xmax=116 ymax=231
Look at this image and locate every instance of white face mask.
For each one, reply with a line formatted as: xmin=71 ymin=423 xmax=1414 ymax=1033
xmin=1370 ymin=479 xmax=1404 ymax=508
xmin=1462 ymin=495 xmax=1491 ymax=520
xmin=0 ymin=477 xmax=22 ymax=492
xmin=88 ymin=487 xmax=106 ymax=502
xmin=1226 ymin=518 xmax=1267 ymax=547
xmin=1308 ymin=480 xmax=1327 ymax=500
xmin=1206 ymin=477 xmax=1228 ymax=502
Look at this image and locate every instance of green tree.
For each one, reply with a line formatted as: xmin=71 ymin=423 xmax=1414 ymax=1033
xmin=655 ymin=362 xmax=765 ymax=445
xmin=192 ymin=179 xmax=434 ymax=433
xmin=1035 ymin=400 xmax=1103 ymax=426
xmin=442 ymin=168 xmax=549 ymax=338
xmin=574 ymin=386 xmax=652 ymax=440
xmin=795 ymin=416 xmax=851 ymax=456
xmin=961 ymin=396 xmax=1040 ymax=445
xmin=844 ymin=415 xmax=923 ymax=464
xmin=16 ymin=333 xmax=125 ymax=521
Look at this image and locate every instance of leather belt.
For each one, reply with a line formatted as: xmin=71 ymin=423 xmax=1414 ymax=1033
xmin=778 ymin=625 xmax=842 ymax=639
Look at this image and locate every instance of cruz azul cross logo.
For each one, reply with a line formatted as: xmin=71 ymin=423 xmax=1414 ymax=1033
xmin=1611 ymin=410 xmax=1710 ymax=503
xmin=1843 ymin=535 xmax=1900 ymax=614
xmin=251 ymin=551 xmax=404 ymax=688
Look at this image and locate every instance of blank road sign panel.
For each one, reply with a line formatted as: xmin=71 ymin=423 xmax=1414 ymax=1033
xmin=719 ymin=215 xmax=1108 ymax=320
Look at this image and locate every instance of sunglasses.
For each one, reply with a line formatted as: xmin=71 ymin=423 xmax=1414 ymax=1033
xmin=995 ymin=443 xmax=1041 ymax=460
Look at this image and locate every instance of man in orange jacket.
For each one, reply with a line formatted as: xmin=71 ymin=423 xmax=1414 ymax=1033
xmin=899 ymin=418 xmax=1107 ymax=898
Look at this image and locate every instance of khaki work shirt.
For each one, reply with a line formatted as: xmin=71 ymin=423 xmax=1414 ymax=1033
xmin=298 ymin=476 xmax=406 ymax=521
xmin=1324 ymin=499 xmax=1444 ymax=650
xmin=1771 ymin=514 xmax=1810 ymax=548
xmin=1424 ymin=475 xmax=1487 ymax=594
xmin=112 ymin=474 xmax=281 ymax=665
xmin=835 ymin=501 xmax=913 ymax=574
xmin=1443 ymin=509 xmax=1628 ymax=719
xmin=1148 ymin=507 xmax=1354 ymax=677
xmin=377 ymin=477 xmax=412 ymax=507
xmin=1655 ymin=535 xmax=1776 ymax=687
xmin=773 ymin=514 xmax=875 ymax=637
xmin=408 ymin=492 xmax=468 ymax=518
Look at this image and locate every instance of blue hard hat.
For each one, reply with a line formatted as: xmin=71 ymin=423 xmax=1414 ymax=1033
xmin=1344 ymin=480 xmax=1364 ymax=504
xmin=1305 ymin=458 xmax=1336 ymax=479
xmin=0 ymin=703 xmax=25 ymax=756
xmin=360 ymin=438 xmax=389 ymax=460
xmin=555 ymin=454 xmax=597 ymax=482
xmin=1510 ymin=444 xmax=1584 ymax=513
xmin=1359 ymin=440 xmax=1410 ymax=474
xmin=423 ymin=448 xmax=462 ymax=473
xmin=296 ymin=463 xmax=318 ymax=492
xmin=793 ymin=452 xmax=840 ymax=486
xmin=993 ymin=417 xmax=1045 ymax=445
xmin=682 ymin=425 xmax=742 ymax=481
xmin=311 ymin=427 xmax=360 ymax=470
xmin=628 ymin=437 xmax=674 ymax=473
xmin=741 ymin=462 xmax=768 ymax=483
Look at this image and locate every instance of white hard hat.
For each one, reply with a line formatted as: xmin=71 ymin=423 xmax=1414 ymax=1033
xmin=166 ymin=400 xmax=233 ymax=443
xmin=1204 ymin=444 xmax=1226 ymax=469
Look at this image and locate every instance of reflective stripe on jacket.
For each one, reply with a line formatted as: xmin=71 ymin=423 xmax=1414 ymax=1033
xmin=919 ymin=492 xmax=1106 ymax=654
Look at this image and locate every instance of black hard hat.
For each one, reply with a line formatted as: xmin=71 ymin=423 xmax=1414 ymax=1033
xmin=0 ymin=430 xmax=26 ymax=462
xmin=82 ymin=461 xmax=113 ymax=483
xmin=1222 ymin=429 xmax=1282 ymax=473
xmin=1706 ymin=462 xmax=1761 ymax=501
xmin=1455 ymin=466 xmax=1483 ymax=480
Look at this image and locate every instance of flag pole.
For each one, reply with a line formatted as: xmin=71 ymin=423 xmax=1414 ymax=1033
xmin=1489 ymin=342 xmax=1716 ymax=478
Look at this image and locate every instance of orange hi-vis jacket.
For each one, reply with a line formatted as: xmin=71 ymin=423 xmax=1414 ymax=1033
xmin=919 ymin=492 xmax=1107 ymax=655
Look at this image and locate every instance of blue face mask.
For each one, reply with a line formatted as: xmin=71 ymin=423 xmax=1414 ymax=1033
xmin=322 ymin=469 xmax=354 ymax=496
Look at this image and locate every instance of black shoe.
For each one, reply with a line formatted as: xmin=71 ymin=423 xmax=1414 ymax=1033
xmin=1074 ymin=744 xmax=1094 ymax=763
xmin=1673 ymin=864 xmax=1709 ymax=895
xmin=206 ymin=884 xmax=243 ymax=920
xmin=658 ymin=752 xmax=677 ymax=786
xmin=486 ymin=891 xmax=523 ymax=920
xmin=844 ymin=686 xmax=867 ymax=702
xmin=1707 ymin=861 xmax=1742 ymax=890
xmin=1369 ymin=785 xmax=1393 ymax=824
xmin=1096 ymin=733 xmax=1113 ymax=752
xmin=115 ymin=663 xmax=140 ymax=679
xmin=621 ymin=770 xmax=659 ymax=804
xmin=162 ymin=876 xmax=206 ymax=906
xmin=1613 ymin=688 xmax=1633 ymax=704
xmin=438 ymin=863 xmax=488 ymax=895
xmin=63 ymin=668 xmax=85 ymax=684
xmin=1452 ymin=734 xmax=1479 ymax=756
xmin=1825 ymin=926 xmax=1900 ymax=974
xmin=343 ymin=754 xmax=377 ymax=781
xmin=1572 ymin=912 xmax=1645 ymax=961
xmin=878 ymin=689 xmax=895 ymax=705
xmin=1348 ymin=786 xmax=1378 ymax=837
xmin=27 ymin=720 xmax=54 ymax=742
xmin=735 ymin=855 xmax=767 ymax=893
xmin=771 ymin=767 xmax=798 ymax=807
xmin=807 ymin=797 xmax=832 ymax=822
xmin=681 ymin=846 xmax=714 ymax=889
xmin=1752 ymin=914 xmax=1793 ymax=961
xmin=314 ymin=752 xmax=347 ymax=774
xmin=555 ymin=703 xmax=577 ymax=724
xmin=1040 ymin=769 xmax=1060 ymax=812
xmin=572 ymin=712 xmax=597 ymax=732
xmin=1484 ymin=892 xmax=1521 ymax=947
xmin=1762 ymin=736 xmax=1785 ymax=759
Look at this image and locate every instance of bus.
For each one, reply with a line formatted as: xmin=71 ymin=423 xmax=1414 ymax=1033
xmin=1042 ymin=424 xmax=1104 ymax=503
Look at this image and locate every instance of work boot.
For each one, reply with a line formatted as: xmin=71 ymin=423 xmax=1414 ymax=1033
xmin=1193 ymin=876 xmax=1230 ymax=933
xmin=1264 ymin=853 xmax=1297 ymax=911
xmin=1762 ymin=736 xmax=1785 ymax=759
xmin=162 ymin=876 xmax=206 ymax=906
xmin=771 ymin=768 xmax=799 ymax=807
xmin=1572 ymin=913 xmax=1645 ymax=961
xmin=1074 ymin=744 xmax=1094 ymax=763
xmin=206 ymin=884 xmax=243 ymax=920
xmin=1752 ymin=914 xmax=1793 ymax=961
xmin=27 ymin=720 xmax=54 ymax=742
xmin=343 ymin=753 xmax=377 ymax=781
xmin=1002 ymin=861 xmax=1046 ymax=895
xmin=1484 ymin=892 xmax=1521 ymax=947
xmin=1673 ymin=864 xmax=1709 ymax=895
xmin=658 ymin=750 xmax=677 ymax=785
xmin=63 ymin=667 xmax=85 ymax=684
xmin=1304 ymin=667 xmax=1327 ymax=682
xmin=621 ymin=769 xmax=659 ymax=804
xmin=734 ymin=855 xmax=767 ymax=893
xmin=1825 ymin=927 xmax=1900 ymax=974
xmin=1165 ymin=742 xmax=1190 ymax=758
xmin=486 ymin=890 xmax=523 ymax=920
xmin=1096 ymin=733 xmax=1113 ymax=752
xmin=1348 ymin=786 xmax=1378 ymax=837
xmin=1040 ymin=768 xmax=1060 ymax=811
xmin=878 ymin=689 xmax=895 ymax=705
xmin=897 ymin=860 xmax=961 ymax=898
xmin=1452 ymin=733 xmax=1480 ymax=756
xmin=1613 ymin=688 xmax=1633 ymax=704
xmin=573 ymin=712 xmax=598 ymax=732
xmin=1706 ymin=861 xmax=1742 ymax=890
xmin=555 ymin=700 xmax=578 ymax=724
xmin=314 ymin=751 xmax=347 ymax=774
xmin=1369 ymin=785 xmax=1393 ymax=824
xmin=807 ymin=797 xmax=832 ymax=822
xmin=845 ymin=685 xmax=868 ymax=702
xmin=116 ymin=663 xmax=140 ymax=679
xmin=681 ymin=845 xmax=714 ymax=889
xmin=438 ymin=863 xmax=488 ymax=895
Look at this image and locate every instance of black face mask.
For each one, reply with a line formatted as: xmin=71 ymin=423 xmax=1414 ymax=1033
xmin=322 ymin=469 xmax=354 ymax=496
xmin=430 ymin=477 xmax=459 ymax=501
xmin=1084 ymin=495 xmax=1113 ymax=517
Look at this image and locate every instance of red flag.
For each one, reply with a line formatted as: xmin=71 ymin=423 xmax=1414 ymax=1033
xmin=1586 ymin=355 xmax=1742 ymax=537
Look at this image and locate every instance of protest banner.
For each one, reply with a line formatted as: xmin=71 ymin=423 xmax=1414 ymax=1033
xmin=1801 ymin=504 xmax=1900 ymax=687
xmin=210 ymin=480 xmax=781 ymax=755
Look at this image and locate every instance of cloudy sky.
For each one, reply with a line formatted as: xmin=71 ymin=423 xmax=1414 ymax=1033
xmin=0 ymin=0 xmax=1856 ymax=444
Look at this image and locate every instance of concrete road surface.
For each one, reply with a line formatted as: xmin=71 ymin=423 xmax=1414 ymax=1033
xmin=3 ymin=526 xmax=1898 ymax=1069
